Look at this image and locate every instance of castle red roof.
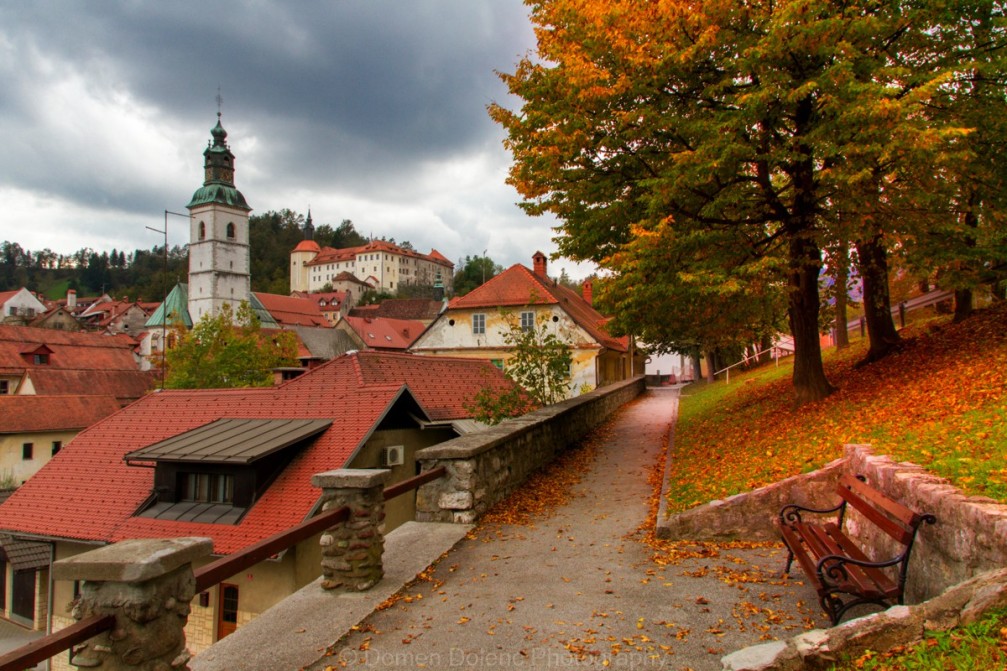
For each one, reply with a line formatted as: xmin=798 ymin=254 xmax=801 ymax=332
xmin=303 ymin=240 xmax=454 ymax=269
xmin=293 ymin=239 xmax=321 ymax=253
xmin=0 ymin=351 xmax=515 ymax=554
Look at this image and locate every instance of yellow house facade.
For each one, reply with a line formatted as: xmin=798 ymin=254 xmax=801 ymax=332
xmin=411 ymin=253 xmax=643 ymax=394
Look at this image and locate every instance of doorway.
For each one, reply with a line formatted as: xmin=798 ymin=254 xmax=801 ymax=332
xmin=11 ymin=569 xmax=35 ymax=626
xmin=216 ymin=583 xmax=238 ymax=640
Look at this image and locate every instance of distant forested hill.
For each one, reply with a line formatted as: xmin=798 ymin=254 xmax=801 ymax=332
xmin=0 ymin=210 xmax=370 ymax=301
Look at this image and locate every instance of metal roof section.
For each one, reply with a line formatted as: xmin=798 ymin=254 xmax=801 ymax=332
xmin=138 ymin=501 xmax=246 ymax=525
xmin=145 ymin=283 xmax=193 ymax=329
xmin=246 ymin=292 xmax=280 ymax=328
xmin=124 ymin=417 xmax=332 ymax=465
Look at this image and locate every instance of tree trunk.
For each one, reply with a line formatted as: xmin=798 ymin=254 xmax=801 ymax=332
xmin=953 ymin=288 xmax=973 ymax=322
xmin=855 ymin=233 xmax=900 ymax=363
xmin=993 ymin=280 xmax=1006 ymax=302
xmin=691 ymin=350 xmax=702 ymax=382
xmin=759 ymin=333 xmax=773 ymax=363
xmin=788 ymin=235 xmax=836 ymax=405
xmin=834 ymin=238 xmax=850 ymax=350
xmin=704 ymin=351 xmax=716 ymax=383
xmin=786 ymin=96 xmax=835 ymax=406
xmin=953 ymin=206 xmax=978 ymax=323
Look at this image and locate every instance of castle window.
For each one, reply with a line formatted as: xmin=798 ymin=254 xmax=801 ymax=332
xmin=226 ymin=223 xmax=236 ymax=240
xmin=472 ymin=313 xmax=486 ymax=335
xmin=198 ymin=222 xmax=206 ymax=240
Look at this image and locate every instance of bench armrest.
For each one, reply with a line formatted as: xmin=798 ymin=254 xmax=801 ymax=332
xmin=815 ymin=553 xmax=902 ymax=588
xmin=779 ymin=500 xmax=843 ymax=525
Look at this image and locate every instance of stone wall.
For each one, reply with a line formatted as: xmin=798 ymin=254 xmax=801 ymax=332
xmin=657 ymin=443 xmax=1007 ymax=604
xmin=844 ymin=445 xmax=1007 ymax=603
xmin=416 ymin=376 xmax=646 ymax=523
xmin=723 ymin=568 xmax=1007 ymax=671
xmin=656 ymin=459 xmax=845 ymax=541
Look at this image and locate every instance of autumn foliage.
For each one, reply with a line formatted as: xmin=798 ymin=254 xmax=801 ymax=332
xmin=666 ymin=305 xmax=1007 ymax=513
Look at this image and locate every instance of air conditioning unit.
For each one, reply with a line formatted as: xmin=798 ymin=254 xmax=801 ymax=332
xmin=381 ymin=445 xmax=405 ymax=467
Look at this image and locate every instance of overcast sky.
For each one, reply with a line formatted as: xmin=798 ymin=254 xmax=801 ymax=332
xmin=0 ymin=1 xmax=593 ymax=279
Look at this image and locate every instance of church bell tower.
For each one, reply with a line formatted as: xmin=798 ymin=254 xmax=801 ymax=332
xmin=186 ymin=112 xmax=252 ymax=322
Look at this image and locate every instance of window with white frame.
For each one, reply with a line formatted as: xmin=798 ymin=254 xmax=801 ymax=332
xmin=472 ymin=313 xmax=486 ymax=335
xmin=520 ymin=311 xmax=535 ymax=332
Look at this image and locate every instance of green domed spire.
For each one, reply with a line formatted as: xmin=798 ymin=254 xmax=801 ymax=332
xmin=186 ymin=113 xmax=250 ymax=211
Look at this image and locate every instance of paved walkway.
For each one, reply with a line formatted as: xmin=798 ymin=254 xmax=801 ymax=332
xmin=0 ymin=617 xmax=42 ymax=670
xmin=307 ymin=388 xmax=827 ymax=671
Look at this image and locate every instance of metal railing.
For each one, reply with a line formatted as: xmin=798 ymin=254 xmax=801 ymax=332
xmin=0 ymin=466 xmax=446 ymax=671
xmin=714 ymin=345 xmax=792 ymax=384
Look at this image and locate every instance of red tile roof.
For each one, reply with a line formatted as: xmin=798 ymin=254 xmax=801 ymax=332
xmin=342 ymin=316 xmax=427 ymax=350
xmin=293 ymin=239 xmax=321 ymax=253
xmin=252 ymin=293 xmax=330 ymax=328
xmin=348 ymin=299 xmax=443 ymax=322
xmin=449 ymin=264 xmax=628 ymax=352
xmin=304 ymin=240 xmax=454 ymax=269
xmin=0 ymin=395 xmax=123 ymax=433
xmin=0 ymin=351 xmax=515 ymax=554
xmin=0 ymin=325 xmax=154 ymax=399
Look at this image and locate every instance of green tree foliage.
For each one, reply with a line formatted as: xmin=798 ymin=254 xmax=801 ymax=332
xmin=249 ymin=209 xmax=305 ymax=294
xmin=163 ymin=302 xmax=297 ymax=389
xmin=314 ymin=219 xmax=368 ymax=250
xmin=500 ymin=313 xmax=573 ymax=406
xmin=491 ymin=0 xmax=1007 ymax=405
xmin=464 ymin=385 xmax=536 ymax=426
xmin=464 ymin=313 xmax=570 ymax=423
xmin=453 ymin=255 xmax=502 ymax=296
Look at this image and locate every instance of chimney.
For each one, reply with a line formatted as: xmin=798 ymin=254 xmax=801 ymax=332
xmin=582 ymin=280 xmax=593 ymax=305
xmin=532 ymin=251 xmax=548 ymax=278
xmin=67 ymin=289 xmax=77 ymax=309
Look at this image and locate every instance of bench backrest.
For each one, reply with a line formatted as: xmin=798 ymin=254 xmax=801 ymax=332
xmin=836 ymin=473 xmax=922 ymax=546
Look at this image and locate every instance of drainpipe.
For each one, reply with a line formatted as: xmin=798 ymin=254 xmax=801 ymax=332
xmin=45 ymin=541 xmax=54 ymax=671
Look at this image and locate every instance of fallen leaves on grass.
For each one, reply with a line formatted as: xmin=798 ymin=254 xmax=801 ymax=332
xmin=666 ymin=305 xmax=1007 ymax=514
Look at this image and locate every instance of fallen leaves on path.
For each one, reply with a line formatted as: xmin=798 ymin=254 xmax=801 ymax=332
xmin=470 ymin=419 xmax=618 ymax=538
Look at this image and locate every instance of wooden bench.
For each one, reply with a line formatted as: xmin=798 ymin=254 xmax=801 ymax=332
xmin=776 ymin=473 xmax=936 ymax=625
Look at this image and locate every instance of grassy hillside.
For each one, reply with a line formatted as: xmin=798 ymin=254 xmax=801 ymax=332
xmin=667 ymin=302 xmax=1007 ymax=513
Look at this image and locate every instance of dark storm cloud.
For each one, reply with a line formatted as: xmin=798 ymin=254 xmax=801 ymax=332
xmin=0 ymin=2 xmax=530 ymax=198
xmin=0 ymin=1 xmax=589 ymax=276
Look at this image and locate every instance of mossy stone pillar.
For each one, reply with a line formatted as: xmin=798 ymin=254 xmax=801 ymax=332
xmin=312 ymin=468 xmax=390 ymax=592
xmin=53 ymin=537 xmax=212 ymax=671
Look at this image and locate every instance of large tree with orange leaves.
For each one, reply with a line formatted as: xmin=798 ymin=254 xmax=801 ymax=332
xmin=492 ymin=0 xmax=1003 ymax=405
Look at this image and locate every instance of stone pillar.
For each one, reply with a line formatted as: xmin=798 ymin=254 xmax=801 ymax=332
xmin=53 ymin=537 xmax=212 ymax=671
xmin=312 ymin=468 xmax=390 ymax=592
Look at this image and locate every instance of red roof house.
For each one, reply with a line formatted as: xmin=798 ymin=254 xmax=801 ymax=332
xmin=251 ymin=292 xmax=330 ymax=328
xmin=0 ymin=351 xmax=517 ymax=637
xmin=337 ymin=315 xmax=428 ymax=351
xmin=0 ymin=324 xmax=154 ymax=402
xmin=411 ymin=252 xmax=643 ymax=394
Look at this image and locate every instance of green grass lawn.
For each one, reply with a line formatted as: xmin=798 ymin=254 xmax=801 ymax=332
xmin=666 ymin=303 xmax=1007 ymax=514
